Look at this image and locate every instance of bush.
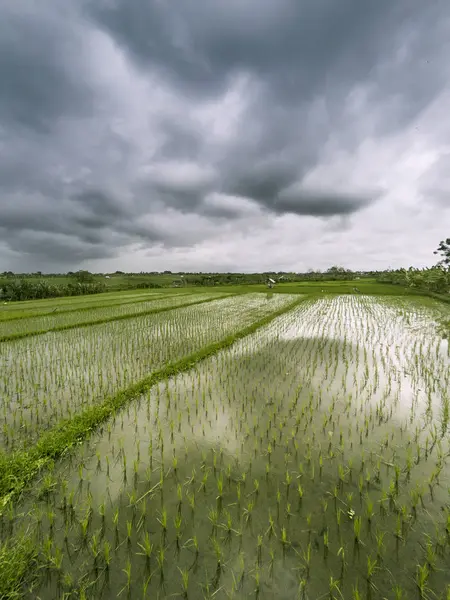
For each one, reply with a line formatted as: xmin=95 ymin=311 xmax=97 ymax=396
xmin=0 ymin=279 xmax=106 ymax=302
xmin=135 ymin=282 xmax=162 ymax=289
xmin=377 ymin=267 xmax=450 ymax=295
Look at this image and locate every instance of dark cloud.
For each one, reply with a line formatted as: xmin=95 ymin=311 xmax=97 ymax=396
xmin=72 ymin=189 xmax=127 ymax=221
xmin=226 ymin=162 xmax=297 ymax=204
xmin=0 ymin=2 xmax=94 ymax=133
xmin=0 ymin=0 xmax=448 ymax=270
xmin=90 ymin=0 xmax=408 ymax=102
xmin=275 ymin=187 xmax=377 ymax=217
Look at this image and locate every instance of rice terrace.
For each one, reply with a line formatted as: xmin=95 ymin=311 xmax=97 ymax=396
xmin=0 ymin=278 xmax=450 ymax=600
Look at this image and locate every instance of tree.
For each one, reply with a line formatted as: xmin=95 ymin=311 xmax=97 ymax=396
xmin=327 ymin=265 xmax=346 ymax=273
xmin=326 ymin=265 xmax=354 ymax=280
xmin=73 ymin=270 xmax=94 ymax=283
xmin=434 ymin=238 xmax=450 ymax=270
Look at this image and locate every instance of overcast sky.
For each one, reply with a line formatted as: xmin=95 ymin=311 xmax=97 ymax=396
xmin=1 ymin=0 xmax=449 ymax=273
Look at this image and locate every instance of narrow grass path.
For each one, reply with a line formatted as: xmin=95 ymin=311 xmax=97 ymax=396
xmin=0 ymin=295 xmax=308 ymax=509
xmin=0 ymin=294 xmax=230 ymax=343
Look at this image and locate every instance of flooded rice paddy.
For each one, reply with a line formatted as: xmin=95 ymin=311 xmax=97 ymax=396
xmin=0 ymin=293 xmax=296 ymax=451
xmin=0 ymin=291 xmax=205 ymax=337
xmin=1 ymin=294 xmax=450 ymax=599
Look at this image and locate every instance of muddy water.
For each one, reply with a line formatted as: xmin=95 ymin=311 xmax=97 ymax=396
xmin=4 ymin=296 xmax=450 ymax=599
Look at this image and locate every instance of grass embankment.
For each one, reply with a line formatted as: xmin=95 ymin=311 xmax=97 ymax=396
xmin=0 ymin=295 xmax=308 ymax=508
xmin=0 ymin=294 xmax=229 ymax=343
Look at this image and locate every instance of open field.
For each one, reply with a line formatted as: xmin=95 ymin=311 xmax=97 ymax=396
xmin=219 ymin=280 xmax=440 ymax=296
xmin=1 ymin=289 xmax=450 ymax=599
xmin=1 ymin=275 xmax=423 ymax=299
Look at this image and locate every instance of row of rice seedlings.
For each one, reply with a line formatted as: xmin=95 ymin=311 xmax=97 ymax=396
xmin=3 ymin=295 xmax=450 ymax=598
xmin=0 ymin=291 xmax=208 ymax=336
xmin=0 ymin=295 xmax=234 ymax=345
xmin=0 ymin=288 xmax=162 ymax=314
xmin=0 ymin=304 xmax=312 ymax=596
xmin=0 ymin=294 xmax=293 ymax=451
xmin=0 ymin=290 xmax=175 ymax=322
xmin=0 ymin=294 xmax=298 ymax=452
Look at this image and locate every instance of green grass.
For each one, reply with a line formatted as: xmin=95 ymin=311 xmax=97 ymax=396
xmin=221 ymin=280 xmax=411 ymax=295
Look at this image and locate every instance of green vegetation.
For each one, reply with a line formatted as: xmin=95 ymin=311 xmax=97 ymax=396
xmin=2 ymin=267 xmax=447 ymax=302
xmin=216 ymin=280 xmax=410 ymax=296
xmin=377 ymin=266 xmax=450 ymax=296
xmin=434 ymin=237 xmax=450 ymax=269
xmin=0 ymin=277 xmax=107 ymax=301
xmin=0 ymin=292 xmax=229 ymax=342
xmin=0 ymin=250 xmax=449 ymax=598
xmin=0 ymin=293 xmax=296 ymax=452
xmin=1 ymin=235 xmax=448 ymax=301
xmin=0 ymin=294 xmax=305 ymax=506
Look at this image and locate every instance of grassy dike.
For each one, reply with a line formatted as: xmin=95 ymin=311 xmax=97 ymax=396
xmin=0 ymin=293 xmax=231 ymax=343
xmin=0 ymin=295 xmax=309 ymax=599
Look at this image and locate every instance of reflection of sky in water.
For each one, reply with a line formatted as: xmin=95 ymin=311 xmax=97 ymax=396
xmin=244 ymin=295 xmax=449 ymax=424
xmin=0 ymin=292 xmax=298 ymax=450
xmin=82 ymin=295 xmax=450 ymax=508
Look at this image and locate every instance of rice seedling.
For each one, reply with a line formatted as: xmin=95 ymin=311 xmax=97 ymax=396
xmin=178 ymin=566 xmax=189 ymax=598
xmin=416 ymin=562 xmax=431 ymax=600
xmin=0 ymin=293 xmax=298 ymax=454
xmin=1 ymin=293 xmax=450 ymax=599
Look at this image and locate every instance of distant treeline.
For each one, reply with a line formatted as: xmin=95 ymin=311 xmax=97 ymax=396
xmin=1 ymin=265 xmax=449 ymax=302
xmin=165 ymin=267 xmax=370 ymax=286
xmin=377 ymin=267 xmax=450 ymax=296
xmin=0 ymin=269 xmax=367 ymax=301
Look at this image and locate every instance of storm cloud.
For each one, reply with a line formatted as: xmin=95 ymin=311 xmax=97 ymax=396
xmin=0 ymin=0 xmax=449 ymax=272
